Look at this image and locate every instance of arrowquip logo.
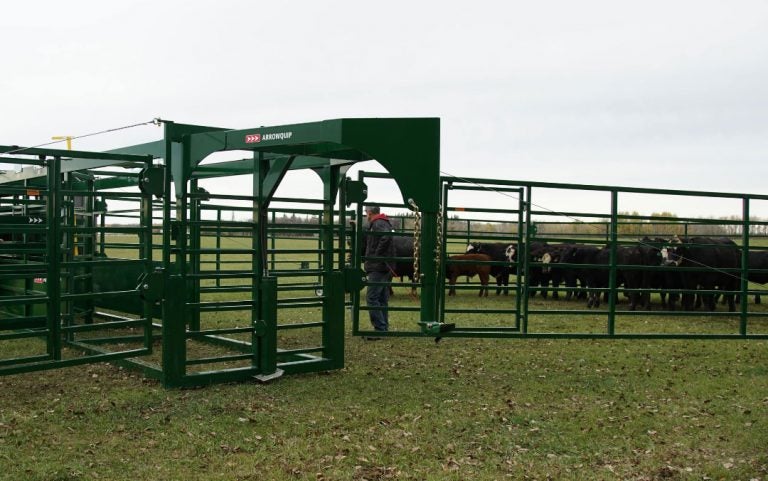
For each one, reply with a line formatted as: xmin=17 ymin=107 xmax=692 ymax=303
xmin=245 ymin=131 xmax=293 ymax=144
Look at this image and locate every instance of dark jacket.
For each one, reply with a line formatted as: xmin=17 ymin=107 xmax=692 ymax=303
xmin=364 ymin=214 xmax=396 ymax=273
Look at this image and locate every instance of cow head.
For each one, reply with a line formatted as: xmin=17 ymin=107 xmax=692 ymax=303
xmin=466 ymin=242 xmax=480 ymax=254
xmin=540 ymin=252 xmax=553 ymax=273
xmin=639 ymin=237 xmax=664 ymax=266
xmin=661 ymin=236 xmax=683 ymax=266
xmin=505 ymin=244 xmax=517 ymax=262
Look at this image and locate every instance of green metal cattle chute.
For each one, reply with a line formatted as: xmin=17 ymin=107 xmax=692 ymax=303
xmin=0 ymin=118 xmax=446 ymax=387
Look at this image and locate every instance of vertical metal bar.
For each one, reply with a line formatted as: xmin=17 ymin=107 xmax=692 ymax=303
xmin=339 ymin=178 xmax=347 ymax=270
xmin=317 ymin=209 xmax=324 ymax=284
xmin=521 ymin=187 xmax=532 ymax=334
xmin=141 ymin=159 xmax=154 ymax=353
xmin=22 ymin=179 xmax=30 ymax=320
xmin=515 ymin=187 xmax=524 ymax=330
xmin=438 ymin=181 xmax=449 ymax=323
xmin=162 ymin=275 xmax=186 ymax=387
xmin=350 ymin=171 xmax=364 ymax=335
xmin=189 ymin=179 xmax=200 ymax=332
xmin=216 ymin=208 xmax=221 ymax=288
xmin=324 ymin=271 xmax=345 ymax=369
xmin=99 ymin=196 xmax=106 ymax=257
xmin=252 ymin=152 xmax=262 ymax=365
xmin=257 ymin=277 xmax=277 ymax=374
xmin=607 ymin=190 xmax=618 ymax=335
xmin=466 ymin=218 xmax=470 ymax=251
xmin=740 ymin=197 xmax=750 ymax=336
xmin=253 ymin=152 xmax=277 ymax=374
xmin=161 ymin=126 xmax=185 ymax=387
xmin=83 ymin=177 xmax=95 ymax=325
xmin=270 ymin=210 xmax=276 ymax=272
xmin=162 ymin=132 xmax=173 ymax=268
xmin=46 ymin=156 xmax=62 ymax=360
xmin=63 ymin=174 xmax=75 ymax=337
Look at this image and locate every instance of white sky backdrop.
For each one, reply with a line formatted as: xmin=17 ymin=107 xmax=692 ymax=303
xmin=2 ymin=0 xmax=768 ymax=220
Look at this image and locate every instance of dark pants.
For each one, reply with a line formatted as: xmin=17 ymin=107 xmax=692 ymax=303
xmin=366 ymin=271 xmax=392 ymax=332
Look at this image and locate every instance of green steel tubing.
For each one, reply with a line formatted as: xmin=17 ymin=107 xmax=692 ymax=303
xmin=46 ymin=156 xmax=62 ymax=360
xmin=278 ymin=321 xmax=325 ymax=330
xmin=522 ymin=186 xmax=532 ymax=334
xmin=444 ymin=175 xmax=768 ymax=201
xmin=185 ymin=354 xmax=254 ymax=366
xmin=607 ymin=190 xmax=618 ymax=335
xmin=740 ymin=198 xmax=750 ymax=335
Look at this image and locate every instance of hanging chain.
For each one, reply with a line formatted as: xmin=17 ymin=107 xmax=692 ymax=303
xmin=408 ymin=199 xmax=422 ymax=285
xmin=434 ymin=203 xmax=443 ymax=272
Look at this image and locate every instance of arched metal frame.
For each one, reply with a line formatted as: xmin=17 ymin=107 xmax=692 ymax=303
xmin=155 ymin=118 xmax=442 ymax=387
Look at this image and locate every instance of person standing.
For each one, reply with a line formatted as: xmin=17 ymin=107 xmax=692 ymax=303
xmin=364 ymin=205 xmax=395 ymax=334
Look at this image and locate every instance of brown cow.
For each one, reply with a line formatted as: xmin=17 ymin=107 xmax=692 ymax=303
xmin=446 ymin=253 xmax=492 ymax=297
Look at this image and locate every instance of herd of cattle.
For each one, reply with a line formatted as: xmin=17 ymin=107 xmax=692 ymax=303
xmin=378 ymin=235 xmax=768 ymax=311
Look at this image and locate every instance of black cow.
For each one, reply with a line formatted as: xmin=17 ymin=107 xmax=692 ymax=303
xmin=390 ymin=236 xmax=416 ymax=292
xmin=639 ymin=237 xmax=682 ymax=310
xmin=747 ymin=250 xmax=768 ymax=304
xmin=662 ymin=236 xmax=739 ymax=311
xmin=466 ymin=242 xmax=514 ymax=295
xmin=351 ymin=223 xmax=417 ymax=296
xmin=523 ymin=241 xmax=560 ymax=299
xmin=532 ymin=243 xmax=579 ymax=300
xmin=559 ymin=245 xmax=608 ymax=308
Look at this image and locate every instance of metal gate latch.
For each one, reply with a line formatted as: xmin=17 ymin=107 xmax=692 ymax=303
xmin=138 ymin=167 xmax=164 ymax=198
xmin=137 ymin=268 xmax=165 ymax=302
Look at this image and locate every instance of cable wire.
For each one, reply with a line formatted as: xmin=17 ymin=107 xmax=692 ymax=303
xmin=1 ymin=118 xmax=162 ymax=157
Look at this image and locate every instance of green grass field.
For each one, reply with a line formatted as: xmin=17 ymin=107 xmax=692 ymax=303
xmin=1 ymin=235 xmax=766 ymax=480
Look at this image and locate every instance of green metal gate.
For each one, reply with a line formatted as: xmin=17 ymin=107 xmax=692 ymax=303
xmin=0 ymin=146 xmax=156 ymax=375
xmin=438 ymin=178 xmax=526 ymax=336
xmin=347 ymin=172 xmax=768 ymax=340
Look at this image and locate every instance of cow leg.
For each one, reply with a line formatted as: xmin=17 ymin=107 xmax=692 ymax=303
xmin=756 ymin=294 xmax=762 ymax=304
xmin=668 ymin=292 xmax=679 ymax=311
xmin=682 ymin=293 xmax=695 ymax=311
xmin=701 ymin=287 xmax=716 ymax=311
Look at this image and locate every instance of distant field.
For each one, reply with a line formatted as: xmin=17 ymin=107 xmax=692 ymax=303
xmin=0 ymin=235 xmax=766 ymax=480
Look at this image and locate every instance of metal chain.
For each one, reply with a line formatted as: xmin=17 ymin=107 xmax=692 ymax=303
xmin=408 ymin=199 xmax=422 ymax=284
xmin=435 ymin=203 xmax=443 ymax=272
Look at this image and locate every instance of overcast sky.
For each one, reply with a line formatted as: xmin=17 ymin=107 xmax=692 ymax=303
xmin=2 ymin=0 xmax=768 ymax=219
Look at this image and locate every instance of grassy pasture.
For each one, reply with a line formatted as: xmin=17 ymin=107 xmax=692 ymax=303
xmin=0 ymin=235 xmax=766 ymax=480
